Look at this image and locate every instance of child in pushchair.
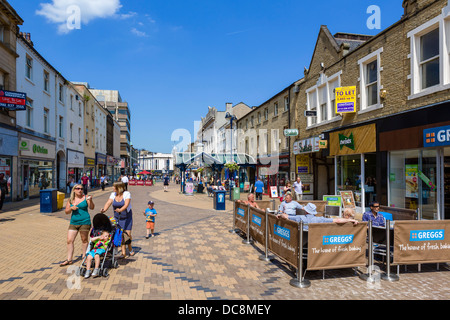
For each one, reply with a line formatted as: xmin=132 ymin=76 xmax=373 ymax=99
xmin=77 ymin=213 xmax=121 ymax=278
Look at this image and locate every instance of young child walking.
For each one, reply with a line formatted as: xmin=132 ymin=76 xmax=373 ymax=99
xmin=143 ymin=201 xmax=157 ymax=239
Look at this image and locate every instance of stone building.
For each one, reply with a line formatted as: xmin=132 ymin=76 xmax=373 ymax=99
xmin=293 ymin=0 xmax=450 ymax=218
xmin=237 ymin=83 xmax=300 ymax=196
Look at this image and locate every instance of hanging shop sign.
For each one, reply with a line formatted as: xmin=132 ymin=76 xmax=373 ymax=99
xmin=335 ymin=86 xmax=356 ymax=114
xmin=284 ymin=129 xmax=299 ymax=137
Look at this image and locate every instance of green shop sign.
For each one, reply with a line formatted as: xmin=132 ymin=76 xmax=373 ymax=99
xmin=339 ymin=133 xmax=355 ymax=150
xmin=33 ymin=144 xmax=49 ymax=155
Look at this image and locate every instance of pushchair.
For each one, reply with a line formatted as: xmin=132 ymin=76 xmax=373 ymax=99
xmin=77 ymin=213 xmax=122 ymax=278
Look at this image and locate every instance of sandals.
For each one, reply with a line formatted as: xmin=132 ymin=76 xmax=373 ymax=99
xmin=59 ymin=260 xmax=73 ymax=267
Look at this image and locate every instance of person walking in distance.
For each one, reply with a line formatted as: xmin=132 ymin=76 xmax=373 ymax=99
xmin=293 ymin=176 xmax=303 ymax=201
xmin=81 ymin=173 xmax=89 ymax=195
xmin=163 ymin=175 xmax=170 ymax=192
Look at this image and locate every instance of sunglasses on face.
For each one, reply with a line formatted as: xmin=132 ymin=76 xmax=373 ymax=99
xmin=74 ymin=187 xmax=83 ymax=190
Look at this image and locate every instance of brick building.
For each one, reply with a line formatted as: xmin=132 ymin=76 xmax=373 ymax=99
xmin=292 ymin=0 xmax=450 ymax=218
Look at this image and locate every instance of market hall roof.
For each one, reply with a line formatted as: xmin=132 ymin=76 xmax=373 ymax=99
xmin=174 ymin=152 xmax=256 ymax=167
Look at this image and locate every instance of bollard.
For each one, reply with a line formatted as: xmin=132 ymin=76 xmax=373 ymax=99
xmin=259 ymin=209 xmax=274 ymax=262
xmin=290 ymin=221 xmax=310 ymax=288
xmin=242 ymin=204 xmax=252 ymax=245
xmin=229 ymin=201 xmax=237 ymax=234
xmin=359 ymin=220 xmax=378 ymax=283
xmin=381 ymin=219 xmax=399 ymax=282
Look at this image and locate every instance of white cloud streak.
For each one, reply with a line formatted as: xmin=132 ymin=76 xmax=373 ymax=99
xmin=36 ymin=0 xmax=123 ymax=34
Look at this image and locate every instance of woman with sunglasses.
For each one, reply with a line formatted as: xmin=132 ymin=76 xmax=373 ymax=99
xmin=100 ymin=181 xmax=134 ymax=258
xmin=60 ymin=184 xmax=95 ymax=266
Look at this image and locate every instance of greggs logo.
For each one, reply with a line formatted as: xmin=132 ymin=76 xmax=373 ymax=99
xmin=424 ymin=126 xmax=450 ymax=147
xmin=410 ymin=229 xmax=444 ymax=242
xmin=323 ymin=235 xmax=354 ymax=245
xmin=274 ymin=224 xmax=290 ymax=240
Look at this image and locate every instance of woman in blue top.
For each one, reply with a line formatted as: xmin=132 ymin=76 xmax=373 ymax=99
xmin=60 ymin=184 xmax=95 ymax=266
xmin=101 ymin=182 xmax=134 ymax=258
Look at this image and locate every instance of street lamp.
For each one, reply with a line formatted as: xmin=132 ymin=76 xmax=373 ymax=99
xmin=225 ymin=112 xmax=237 ymax=188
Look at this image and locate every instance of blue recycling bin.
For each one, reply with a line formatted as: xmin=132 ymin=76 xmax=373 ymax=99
xmin=40 ymin=189 xmax=58 ymax=213
xmin=213 ymin=190 xmax=226 ymax=211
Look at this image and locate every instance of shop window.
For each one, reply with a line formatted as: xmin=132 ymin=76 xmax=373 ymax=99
xmin=389 ymin=150 xmax=438 ymax=220
xmin=336 ymin=154 xmax=362 ymax=208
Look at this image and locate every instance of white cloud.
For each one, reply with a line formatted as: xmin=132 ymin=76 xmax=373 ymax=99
xmin=131 ymin=28 xmax=148 ymax=38
xmin=36 ymin=0 xmax=122 ymax=34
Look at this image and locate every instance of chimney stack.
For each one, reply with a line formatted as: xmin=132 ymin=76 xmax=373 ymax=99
xmin=19 ymin=32 xmax=33 ymax=46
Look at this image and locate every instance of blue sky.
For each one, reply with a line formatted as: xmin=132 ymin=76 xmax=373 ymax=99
xmin=9 ymin=0 xmax=404 ymax=153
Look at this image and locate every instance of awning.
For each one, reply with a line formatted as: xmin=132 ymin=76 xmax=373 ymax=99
xmin=174 ymin=152 xmax=256 ymax=167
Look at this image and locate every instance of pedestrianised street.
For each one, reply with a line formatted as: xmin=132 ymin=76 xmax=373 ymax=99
xmin=0 ymin=183 xmax=449 ymax=301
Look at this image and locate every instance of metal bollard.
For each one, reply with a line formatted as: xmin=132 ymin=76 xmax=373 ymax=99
xmin=381 ymin=219 xmax=399 ymax=281
xmin=229 ymin=201 xmax=237 ymax=234
xmin=242 ymin=204 xmax=252 ymax=245
xmin=259 ymin=209 xmax=274 ymax=262
xmin=359 ymin=220 xmax=378 ymax=283
xmin=290 ymin=221 xmax=310 ymax=288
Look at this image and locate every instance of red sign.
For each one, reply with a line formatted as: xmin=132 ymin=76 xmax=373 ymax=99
xmin=0 ymin=90 xmax=27 ymax=110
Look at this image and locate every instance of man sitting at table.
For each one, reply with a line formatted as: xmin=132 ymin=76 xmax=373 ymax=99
xmin=362 ymin=201 xmax=385 ymax=227
xmin=278 ymin=194 xmax=303 ymax=217
xmin=278 ymin=202 xmax=359 ymax=231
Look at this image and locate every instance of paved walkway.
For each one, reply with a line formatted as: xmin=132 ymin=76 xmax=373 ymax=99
xmin=0 ymin=183 xmax=449 ymax=301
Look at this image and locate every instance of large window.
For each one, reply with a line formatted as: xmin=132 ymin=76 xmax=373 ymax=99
xmin=25 ymin=56 xmax=33 ymax=80
xmin=337 ymin=154 xmax=362 ymax=208
xmin=389 ymin=149 xmax=438 ymax=220
xmin=420 ymin=28 xmax=440 ymax=90
xmin=307 ymin=90 xmax=317 ymax=126
xmin=407 ymin=12 xmax=450 ymax=98
xmin=358 ymin=47 xmax=382 ymax=111
xmin=366 ymin=59 xmax=378 ymax=106
xmin=306 ymin=71 xmax=341 ymax=126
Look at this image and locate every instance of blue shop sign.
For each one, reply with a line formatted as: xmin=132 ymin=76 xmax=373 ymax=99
xmin=424 ymin=125 xmax=450 ymax=148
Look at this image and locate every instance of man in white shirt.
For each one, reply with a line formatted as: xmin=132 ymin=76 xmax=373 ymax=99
xmin=121 ymin=174 xmax=129 ymax=191
xmin=293 ymin=176 xmax=303 ymax=201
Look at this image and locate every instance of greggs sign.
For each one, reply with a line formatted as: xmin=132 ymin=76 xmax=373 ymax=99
xmin=424 ymin=125 xmax=450 ymax=147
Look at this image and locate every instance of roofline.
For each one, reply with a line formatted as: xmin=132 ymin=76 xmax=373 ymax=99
xmin=1 ymin=0 xmax=24 ymax=25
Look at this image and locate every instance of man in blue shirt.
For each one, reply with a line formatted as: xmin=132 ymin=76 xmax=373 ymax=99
xmin=362 ymin=201 xmax=385 ymax=227
xmin=254 ymin=177 xmax=264 ymax=200
xmin=278 ymin=202 xmax=359 ymax=231
xmin=278 ymin=193 xmax=303 ymax=217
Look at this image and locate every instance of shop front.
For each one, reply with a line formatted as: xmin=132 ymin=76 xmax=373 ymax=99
xmin=257 ymin=153 xmax=290 ymax=198
xmin=0 ymin=127 xmax=18 ymax=202
xmin=329 ymin=124 xmax=377 ymax=213
xmin=106 ymin=155 xmax=119 ymax=182
xmin=67 ymin=149 xmax=84 ymax=187
xmin=95 ymin=153 xmax=107 ymax=187
xmin=377 ymin=101 xmax=450 ymax=221
xmin=293 ymin=136 xmax=322 ymax=200
xmin=84 ymin=157 xmax=95 ymax=183
xmin=18 ymin=137 xmax=56 ymax=200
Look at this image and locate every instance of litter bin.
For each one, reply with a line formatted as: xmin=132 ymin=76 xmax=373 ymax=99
xmin=232 ymin=187 xmax=240 ymax=201
xmin=213 ymin=190 xmax=226 ymax=211
xmin=40 ymin=189 xmax=58 ymax=213
xmin=57 ymin=191 xmax=65 ymax=210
